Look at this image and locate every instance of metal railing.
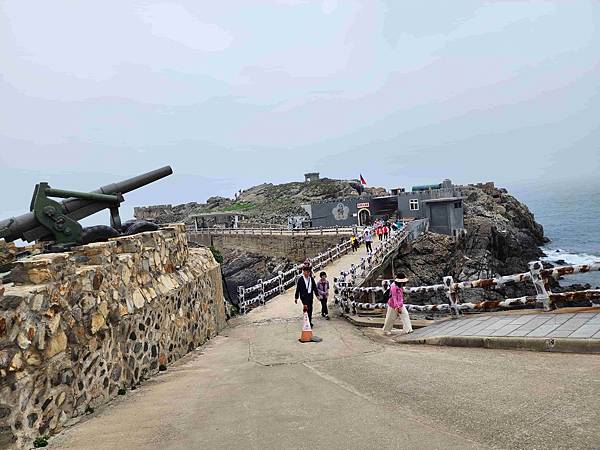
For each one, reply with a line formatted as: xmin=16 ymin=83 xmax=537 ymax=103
xmin=186 ymin=224 xmax=359 ymax=236
xmin=337 ymin=260 xmax=600 ymax=316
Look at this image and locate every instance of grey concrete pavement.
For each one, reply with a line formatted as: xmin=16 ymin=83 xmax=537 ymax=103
xmin=401 ymin=311 xmax=600 ymax=342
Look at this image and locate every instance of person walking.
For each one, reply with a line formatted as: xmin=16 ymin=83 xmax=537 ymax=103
xmin=317 ymin=271 xmax=330 ymax=320
xmin=382 ymin=273 xmax=413 ymax=336
xmin=383 ymin=224 xmax=389 ymax=240
xmin=295 ymin=260 xmax=317 ymax=328
xmin=350 ymin=234 xmax=358 ymax=252
xmin=363 ymin=227 xmax=373 ymax=254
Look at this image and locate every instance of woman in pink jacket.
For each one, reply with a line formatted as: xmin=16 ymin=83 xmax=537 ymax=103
xmin=382 ymin=273 xmax=413 ymax=335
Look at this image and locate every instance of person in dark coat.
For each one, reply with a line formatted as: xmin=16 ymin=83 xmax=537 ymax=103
xmin=295 ymin=260 xmax=317 ymax=328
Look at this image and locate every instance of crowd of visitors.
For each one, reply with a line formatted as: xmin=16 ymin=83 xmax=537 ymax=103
xmin=294 ymin=216 xmax=413 ymax=336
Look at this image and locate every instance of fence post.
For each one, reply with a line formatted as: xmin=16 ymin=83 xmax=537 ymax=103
xmin=278 ymin=271 xmax=284 ymax=293
xmin=238 ymin=286 xmax=246 ymax=314
xmin=258 ymin=279 xmax=265 ymax=306
xmin=529 ymin=260 xmax=550 ymax=311
xmin=443 ymin=276 xmax=460 ymax=317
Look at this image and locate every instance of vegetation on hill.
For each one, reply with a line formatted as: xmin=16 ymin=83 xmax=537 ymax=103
xmin=152 ymin=178 xmax=387 ymax=224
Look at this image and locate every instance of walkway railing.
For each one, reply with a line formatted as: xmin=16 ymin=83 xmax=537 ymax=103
xmin=237 ymin=236 xmax=358 ymax=314
xmin=186 ymin=224 xmax=358 ymax=236
xmin=338 ymin=260 xmax=600 ymax=316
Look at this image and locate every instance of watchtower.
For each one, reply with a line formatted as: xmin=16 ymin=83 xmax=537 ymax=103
xmin=304 ymin=172 xmax=320 ymax=182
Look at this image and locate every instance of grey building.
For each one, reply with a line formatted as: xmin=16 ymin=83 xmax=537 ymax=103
xmin=304 ymin=172 xmax=320 ymax=182
xmin=305 ymin=179 xmax=465 ymax=236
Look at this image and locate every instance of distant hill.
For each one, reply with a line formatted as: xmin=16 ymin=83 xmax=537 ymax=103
xmin=144 ymin=178 xmax=388 ymax=224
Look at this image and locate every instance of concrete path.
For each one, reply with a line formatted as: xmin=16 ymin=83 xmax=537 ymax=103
xmin=48 ymin=244 xmax=600 ymax=449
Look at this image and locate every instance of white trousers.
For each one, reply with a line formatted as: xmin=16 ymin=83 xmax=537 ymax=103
xmin=382 ymin=305 xmax=413 ymax=333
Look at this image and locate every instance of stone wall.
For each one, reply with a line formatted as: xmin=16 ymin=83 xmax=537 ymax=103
xmin=188 ymin=232 xmax=350 ymax=262
xmin=0 ymin=224 xmax=226 ymax=448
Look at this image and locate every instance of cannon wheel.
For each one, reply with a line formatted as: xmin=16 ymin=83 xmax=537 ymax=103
xmin=124 ymin=220 xmax=159 ymax=236
xmin=81 ymin=225 xmax=120 ymax=245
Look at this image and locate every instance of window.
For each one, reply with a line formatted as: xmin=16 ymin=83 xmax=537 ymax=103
xmin=454 ymin=201 xmax=462 ymax=209
xmin=409 ymin=199 xmax=419 ymax=211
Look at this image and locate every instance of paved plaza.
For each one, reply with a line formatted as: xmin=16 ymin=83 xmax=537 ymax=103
xmin=404 ymin=311 xmax=600 ymax=340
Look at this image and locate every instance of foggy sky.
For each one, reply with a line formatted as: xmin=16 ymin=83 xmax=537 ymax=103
xmin=1 ymin=0 xmax=599 ymax=219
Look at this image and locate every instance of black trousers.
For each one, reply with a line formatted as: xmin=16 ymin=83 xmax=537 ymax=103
xmin=365 ymin=241 xmax=373 ymax=252
xmin=320 ymin=297 xmax=329 ymax=316
xmin=302 ymin=300 xmax=313 ymax=325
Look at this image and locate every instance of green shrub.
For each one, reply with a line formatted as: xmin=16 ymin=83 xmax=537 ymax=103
xmin=33 ymin=436 xmax=48 ymax=448
xmin=209 ymin=246 xmax=224 ymax=264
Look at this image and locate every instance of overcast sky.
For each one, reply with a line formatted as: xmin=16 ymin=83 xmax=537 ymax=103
xmin=1 ymin=0 xmax=599 ymax=219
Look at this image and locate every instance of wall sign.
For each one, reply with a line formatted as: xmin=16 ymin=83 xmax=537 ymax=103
xmin=357 ymin=202 xmax=370 ymax=209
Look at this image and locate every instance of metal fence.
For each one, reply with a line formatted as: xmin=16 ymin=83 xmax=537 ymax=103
xmin=186 ymin=224 xmax=358 ymax=236
xmin=337 ymin=259 xmax=600 ymax=316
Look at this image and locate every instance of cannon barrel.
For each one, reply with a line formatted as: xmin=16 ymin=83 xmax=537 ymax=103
xmin=0 ymin=166 xmax=173 ymax=243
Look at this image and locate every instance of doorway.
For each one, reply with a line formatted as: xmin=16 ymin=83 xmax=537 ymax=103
xmin=358 ymin=209 xmax=371 ymax=226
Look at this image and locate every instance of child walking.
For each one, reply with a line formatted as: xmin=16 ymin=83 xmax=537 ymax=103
xmin=317 ymin=271 xmax=330 ymax=320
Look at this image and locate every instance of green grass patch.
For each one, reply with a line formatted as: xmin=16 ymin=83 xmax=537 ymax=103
xmin=221 ymin=202 xmax=256 ymax=212
xmin=209 ymin=246 xmax=224 ymax=264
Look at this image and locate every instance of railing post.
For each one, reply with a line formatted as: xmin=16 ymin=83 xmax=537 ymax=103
xmin=238 ymin=286 xmax=246 ymax=314
xmin=258 ymin=278 xmax=265 ymax=306
xmin=278 ymin=271 xmax=284 ymax=293
xmin=443 ymin=276 xmax=460 ymax=317
xmin=529 ymin=260 xmax=550 ymax=311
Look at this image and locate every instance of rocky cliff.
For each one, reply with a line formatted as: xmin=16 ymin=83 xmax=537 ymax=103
xmin=392 ymin=183 xmax=548 ymax=304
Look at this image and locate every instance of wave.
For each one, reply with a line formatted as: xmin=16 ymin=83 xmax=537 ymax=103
xmin=541 ymin=247 xmax=600 ymax=266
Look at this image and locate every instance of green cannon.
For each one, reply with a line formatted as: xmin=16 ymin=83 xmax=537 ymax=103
xmin=0 ymin=166 xmax=173 ymax=250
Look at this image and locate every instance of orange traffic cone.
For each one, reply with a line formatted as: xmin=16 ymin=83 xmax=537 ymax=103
xmin=299 ymin=305 xmax=313 ymax=342
xmin=299 ymin=304 xmax=322 ymax=343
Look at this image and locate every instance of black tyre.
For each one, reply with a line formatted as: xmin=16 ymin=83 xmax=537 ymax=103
xmin=124 ymin=220 xmax=159 ymax=236
xmin=82 ymin=225 xmax=121 ymax=245
xmin=120 ymin=219 xmax=138 ymax=233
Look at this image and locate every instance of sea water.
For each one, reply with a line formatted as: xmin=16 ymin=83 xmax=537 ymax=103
xmin=512 ymin=178 xmax=600 ymax=287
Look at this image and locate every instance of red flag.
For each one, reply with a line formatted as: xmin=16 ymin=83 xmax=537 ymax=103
xmin=359 ymin=174 xmax=367 ymax=185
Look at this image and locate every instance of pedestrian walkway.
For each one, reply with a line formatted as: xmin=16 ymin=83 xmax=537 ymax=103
xmin=404 ymin=311 xmax=600 ymax=340
xmin=393 ymin=310 xmax=600 ymax=354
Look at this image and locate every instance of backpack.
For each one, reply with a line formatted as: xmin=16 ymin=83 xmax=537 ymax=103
xmin=382 ymin=288 xmax=390 ymax=303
